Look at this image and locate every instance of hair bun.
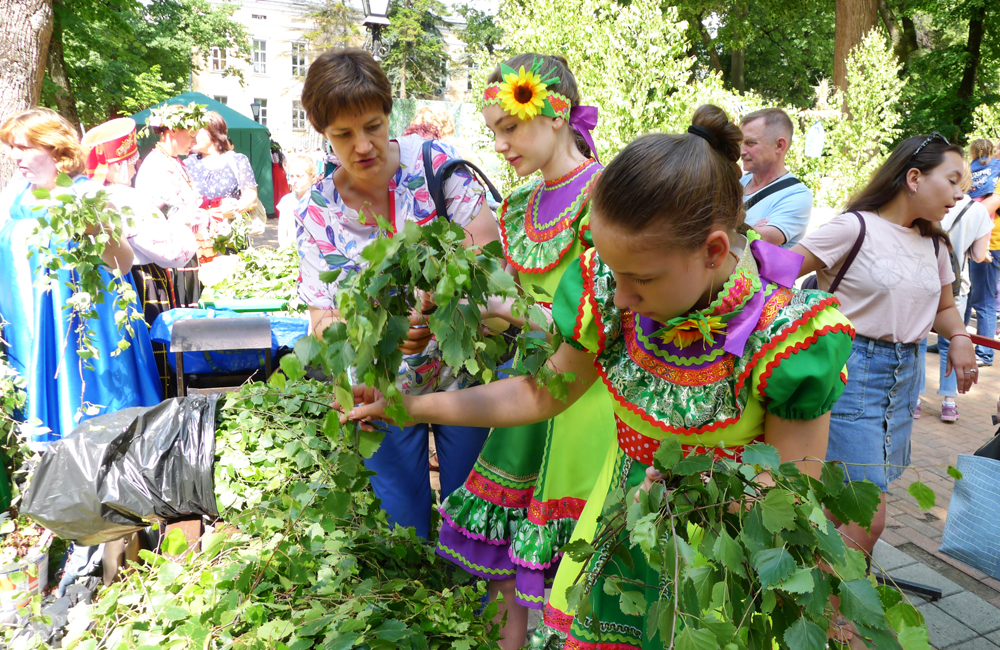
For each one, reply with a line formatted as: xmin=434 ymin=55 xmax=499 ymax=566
xmin=690 ymin=104 xmax=742 ymax=164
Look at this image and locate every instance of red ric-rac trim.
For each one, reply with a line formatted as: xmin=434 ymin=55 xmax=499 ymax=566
xmin=577 ymin=221 xmax=591 ymax=248
xmin=465 ymin=468 xmax=534 ymax=508
xmin=615 ymin=416 xmax=746 ymax=465
xmin=545 ymin=159 xmax=596 ymax=187
xmin=756 ymin=322 xmax=856 ymax=398
xmin=544 ymin=604 xmax=574 ymax=633
xmin=523 ymin=173 xmax=599 ymax=243
xmin=565 ymin=636 xmax=641 ymax=650
xmin=499 ymin=194 xmax=575 ymax=275
xmin=575 ymin=251 xmax=603 ymax=351
xmin=595 ymin=287 xmax=842 ymax=437
xmin=527 ymin=496 xmax=586 ymax=525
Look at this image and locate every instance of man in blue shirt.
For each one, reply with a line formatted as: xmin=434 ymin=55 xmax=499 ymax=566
xmin=739 ymin=108 xmax=813 ymax=248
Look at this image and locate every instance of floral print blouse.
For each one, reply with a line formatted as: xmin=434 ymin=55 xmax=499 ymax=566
xmin=294 ymin=135 xmax=486 ymax=308
xmin=184 ymin=151 xmax=257 ymax=201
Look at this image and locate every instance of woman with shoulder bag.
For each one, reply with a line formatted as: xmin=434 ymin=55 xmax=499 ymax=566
xmin=792 ymin=133 xmax=977 ymax=558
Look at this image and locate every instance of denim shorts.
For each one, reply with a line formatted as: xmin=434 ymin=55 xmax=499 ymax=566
xmin=826 ymin=334 xmax=920 ymax=492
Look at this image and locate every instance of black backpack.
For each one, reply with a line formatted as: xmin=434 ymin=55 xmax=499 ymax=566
xmin=421 ymin=140 xmax=503 ymax=221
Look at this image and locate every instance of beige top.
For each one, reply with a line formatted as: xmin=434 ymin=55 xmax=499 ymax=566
xmin=799 ymin=210 xmax=955 ymax=344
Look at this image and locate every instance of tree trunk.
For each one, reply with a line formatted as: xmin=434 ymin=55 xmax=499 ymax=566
xmin=47 ymin=8 xmax=81 ymax=134
xmin=730 ymin=48 xmax=745 ymax=92
xmin=0 ymin=0 xmax=54 ymax=189
xmin=400 ymin=58 xmax=407 ymax=99
xmin=834 ymin=0 xmax=879 ymax=92
xmin=878 ymin=0 xmax=917 ymax=62
xmin=953 ymin=13 xmax=984 ymax=128
xmin=695 ymin=15 xmax=724 ymax=75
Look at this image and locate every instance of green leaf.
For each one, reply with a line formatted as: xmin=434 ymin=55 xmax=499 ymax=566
xmin=358 ymin=428 xmax=385 ymax=458
xmin=295 ymin=335 xmax=322 ymax=367
xmin=630 ymin=512 xmax=659 ymax=554
xmin=777 ymin=567 xmax=814 ymax=593
xmin=653 ymin=436 xmax=682 ymax=472
xmin=619 ymin=590 xmax=647 ymax=616
xmin=319 ymin=269 xmax=342 ymax=284
xmin=825 ymin=479 xmax=881 ymax=530
xmin=741 ymin=443 xmax=781 ymax=470
xmin=783 ymin=616 xmax=826 ymax=650
xmin=761 ymin=489 xmax=797 ymax=534
xmin=161 ymin=605 xmax=190 ymax=622
xmin=896 ymin=625 xmax=932 ymax=650
xmin=839 ymin=578 xmax=886 ymax=626
xmin=713 ymin=528 xmax=744 ymax=575
xmin=672 ymin=453 xmax=714 ymax=476
xmin=280 ymin=354 xmax=305 ymax=381
xmin=947 ymin=465 xmax=963 ymax=480
xmin=675 ymin=627 xmax=720 ymax=650
xmin=161 ymin=528 xmax=189 ymax=556
xmin=560 ymin=539 xmax=596 ymax=562
xmin=821 ymin=462 xmax=847 ymax=497
xmin=374 ymin=620 xmax=409 ymax=641
xmin=907 ymin=481 xmax=936 ymax=510
xmin=56 ymin=173 xmax=73 ymax=187
xmin=753 ymin=547 xmax=796 ymax=587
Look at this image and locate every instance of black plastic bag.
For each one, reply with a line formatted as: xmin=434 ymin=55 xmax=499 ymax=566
xmin=20 ymin=396 xmax=219 ymax=546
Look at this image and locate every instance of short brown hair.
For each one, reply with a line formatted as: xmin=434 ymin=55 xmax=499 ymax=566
xmin=592 ymin=104 xmax=744 ymax=250
xmin=741 ymin=107 xmax=794 ymax=145
xmin=202 ymin=111 xmax=232 ymax=153
xmin=301 ymin=48 xmax=393 ymax=133
xmin=0 ymin=107 xmax=86 ymax=176
xmin=487 ymin=53 xmax=591 ymax=158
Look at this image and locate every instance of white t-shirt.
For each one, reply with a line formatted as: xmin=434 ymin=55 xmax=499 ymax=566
xmin=799 ymin=211 xmax=956 ymax=343
xmin=941 ymin=195 xmax=993 ymax=296
xmin=275 ymin=191 xmax=304 ymax=249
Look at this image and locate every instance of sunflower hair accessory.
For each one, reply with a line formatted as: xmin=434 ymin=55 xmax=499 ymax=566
xmin=483 ymin=57 xmax=571 ymax=121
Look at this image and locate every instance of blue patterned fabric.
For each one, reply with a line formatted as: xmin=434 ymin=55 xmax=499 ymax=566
xmin=940 ymin=453 xmax=1000 ymax=579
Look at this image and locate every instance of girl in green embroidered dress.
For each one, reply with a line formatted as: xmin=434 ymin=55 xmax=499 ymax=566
xmin=345 ymin=105 xmax=855 ymax=648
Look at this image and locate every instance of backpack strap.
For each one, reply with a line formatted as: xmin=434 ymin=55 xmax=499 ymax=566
xmin=422 ymin=139 xmax=503 ymax=221
xmin=744 ymin=176 xmax=803 ymax=212
xmin=828 ymin=211 xmax=866 ymax=294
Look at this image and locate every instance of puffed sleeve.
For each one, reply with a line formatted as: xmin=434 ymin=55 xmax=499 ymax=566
xmin=233 ymin=153 xmax=257 ymax=190
xmin=430 ymin=140 xmax=485 ymax=228
xmin=751 ymin=301 xmax=854 ymax=421
xmin=552 ymin=249 xmax=602 ymax=353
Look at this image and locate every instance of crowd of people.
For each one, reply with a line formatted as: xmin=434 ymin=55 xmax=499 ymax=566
xmin=1 ymin=44 xmax=998 ymax=649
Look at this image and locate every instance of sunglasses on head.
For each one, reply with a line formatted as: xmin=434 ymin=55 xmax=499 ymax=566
xmin=912 ymin=131 xmax=950 ymax=158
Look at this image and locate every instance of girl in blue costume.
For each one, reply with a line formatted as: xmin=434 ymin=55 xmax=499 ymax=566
xmin=0 ymin=108 xmax=160 ymax=449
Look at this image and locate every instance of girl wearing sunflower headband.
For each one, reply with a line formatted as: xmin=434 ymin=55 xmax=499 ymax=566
xmin=346 ymin=105 xmax=855 ymax=648
xmin=428 ymin=53 xmax=616 ymax=650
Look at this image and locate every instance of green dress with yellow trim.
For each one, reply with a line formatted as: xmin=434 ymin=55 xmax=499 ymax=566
xmin=436 ymin=159 xmax=617 ymax=608
xmin=531 ymin=233 xmax=854 ymax=649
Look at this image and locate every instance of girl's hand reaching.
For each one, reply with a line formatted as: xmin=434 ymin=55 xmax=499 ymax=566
xmin=336 ymin=385 xmax=396 ymax=431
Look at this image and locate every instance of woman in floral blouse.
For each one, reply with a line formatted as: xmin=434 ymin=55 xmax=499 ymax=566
xmin=296 ymin=47 xmax=500 ymax=539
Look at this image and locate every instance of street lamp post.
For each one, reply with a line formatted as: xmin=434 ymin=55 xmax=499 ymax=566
xmin=250 ymin=101 xmax=261 ymax=123
xmin=362 ymin=0 xmax=391 ymax=61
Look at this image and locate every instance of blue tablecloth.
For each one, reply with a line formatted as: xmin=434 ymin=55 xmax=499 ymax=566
xmin=151 ymin=308 xmax=310 ymax=374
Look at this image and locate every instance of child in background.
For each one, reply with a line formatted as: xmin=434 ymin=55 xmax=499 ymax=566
xmin=970 ymin=139 xmax=1000 ymax=199
xmin=276 ymin=155 xmax=317 ymax=249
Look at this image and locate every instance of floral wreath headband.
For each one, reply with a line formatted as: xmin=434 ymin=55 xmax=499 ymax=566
xmin=482 ymin=57 xmax=601 ymax=162
xmin=145 ymin=102 xmax=209 ymax=132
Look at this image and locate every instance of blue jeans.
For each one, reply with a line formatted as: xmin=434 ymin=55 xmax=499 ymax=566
xmin=969 ymin=255 xmax=1000 ymax=363
xmin=367 ymin=422 xmax=490 ymax=539
xmin=937 ymin=293 xmax=969 ymax=398
xmin=828 ymin=335 xmax=920 ymax=492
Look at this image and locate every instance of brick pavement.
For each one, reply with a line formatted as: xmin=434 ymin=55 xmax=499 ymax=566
xmin=879 ymin=334 xmax=1000 ymax=647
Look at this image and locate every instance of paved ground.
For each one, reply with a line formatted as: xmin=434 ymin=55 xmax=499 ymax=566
xmin=881 ymin=332 xmax=1000 ymax=648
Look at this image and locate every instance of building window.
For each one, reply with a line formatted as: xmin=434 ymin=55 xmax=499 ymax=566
xmin=255 ymin=98 xmax=268 ymax=126
xmin=213 ymin=95 xmax=228 ymax=105
xmin=252 ymin=39 xmax=267 ymax=74
xmin=291 ymin=42 xmax=307 ymax=77
xmin=292 ymin=100 xmax=307 ymax=130
xmin=211 ymin=47 xmax=226 ymax=71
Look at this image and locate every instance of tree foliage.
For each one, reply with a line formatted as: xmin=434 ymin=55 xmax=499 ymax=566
xmin=42 ymin=0 xmax=250 ymax=128
xmin=382 ymin=0 xmax=450 ymax=100
xmin=306 ymin=0 xmax=362 ymax=51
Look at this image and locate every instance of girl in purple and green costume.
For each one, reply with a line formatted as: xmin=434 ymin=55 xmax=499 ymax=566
xmin=436 ymin=54 xmax=616 ymax=649
xmin=346 ymin=105 xmax=854 ymax=649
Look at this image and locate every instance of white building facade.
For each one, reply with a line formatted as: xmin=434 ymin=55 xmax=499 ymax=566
xmin=193 ymin=0 xmax=475 ymax=151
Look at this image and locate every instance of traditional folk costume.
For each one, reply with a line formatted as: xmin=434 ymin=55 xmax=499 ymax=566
xmin=531 ymin=233 xmax=854 ymax=649
xmin=82 ymin=118 xmax=197 ymax=397
xmin=0 ymin=175 xmax=161 ymax=449
xmin=437 ymin=60 xmax=617 ymax=610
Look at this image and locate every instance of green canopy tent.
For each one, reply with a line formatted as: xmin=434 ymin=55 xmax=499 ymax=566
xmin=130 ymin=92 xmax=275 ymax=214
